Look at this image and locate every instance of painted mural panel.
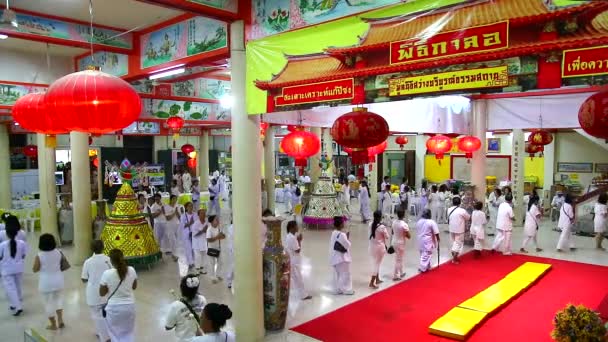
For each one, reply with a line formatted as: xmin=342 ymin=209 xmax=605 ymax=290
xmin=0 ymin=83 xmax=47 ymax=106
xmin=172 ymin=78 xmax=230 ymax=99
xmin=142 ymin=99 xmax=230 ymax=121
xmin=77 ymin=52 xmax=129 ymax=77
xmin=0 ymin=10 xmax=132 ymax=48
xmin=187 ymin=0 xmax=238 ymax=13
xmin=140 ymin=17 xmax=227 ymax=69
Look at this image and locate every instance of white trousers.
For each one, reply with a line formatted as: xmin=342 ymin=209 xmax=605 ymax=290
xmin=208 ymin=255 xmax=223 ymax=280
xmin=162 ymin=222 xmax=178 ymax=255
xmin=473 ymin=237 xmax=484 ymax=251
xmin=195 ymin=250 xmax=208 ymax=270
xmin=333 ymin=262 xmax=352 ymax=294
xmin=492 ymin=229 xmax=505 ymax=251
xmin=369 ymin=244 xmax=386 ymax=276
xmin=419 ymin=246 xmax=434 ymax=272
xmin=290 ymin=262 xmax=308 ymax=299
xmin=393 ymin=243 xmax=405 ymax=278
xmin=557 ymin=227 xmax=575 ymax=250
xmin=431 ymin=205 xmax=441 ymax=224
xmin=522 ymin=234 xmax=540 ymax=249
xmin=450 ymin=232 xmax=464 ymax=254
xmin=41 ymin=290 xmax=64 ymax=317
xmin=502 ymin=231 xmax=513 ymax=254
xmin=181 ymin=234 xmax=194 ymax=267
xmin=105 ymin=303 xmax=136 ymax=342
xmin=90 ymin=304 xmax=110 ymax=342
xmin=154 ymin=222 xmax=166 ymax=249
xmin=208 ymin=200 xmax=220 ymax=216
xmin=2 ymin=273 xmax=23 ymax=311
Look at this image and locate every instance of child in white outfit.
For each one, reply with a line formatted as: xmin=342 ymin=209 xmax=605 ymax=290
xmin=470 ymin=201 xmax=487 ymax=257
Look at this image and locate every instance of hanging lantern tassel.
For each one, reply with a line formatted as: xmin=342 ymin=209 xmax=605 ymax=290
xmin=295 ymin=159 xmax=307 ymax=176
xmin=45 ymin=135 xmax=57 ymax=148
xmin=173 ymin=132 xmax=178 ymax=148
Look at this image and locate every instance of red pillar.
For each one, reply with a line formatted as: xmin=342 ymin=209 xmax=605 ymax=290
xmin=352 ymin=54 xmax=367 ymax=105
xmin=537 ymin=22 xmax=562 ymax=89
xmin=266 ymin=92 xmax=275 ymax=113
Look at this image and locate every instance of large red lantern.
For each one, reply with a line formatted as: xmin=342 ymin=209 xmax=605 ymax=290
xmin=331 ymin=107 xmax=389 ymax=164
xmin=167 ymin=116 xmax=184 ymax=148
xmin=578 ymin=91 xmax=608 ymax=140
xmin=528 ymin=129 xmax=553 ymax=156
xmin=457 ymin=135 xmax=482 ymax=162
xmin=44 ymin=69 xmax=141 ymax=134
xmin=395 ymin=136 xmax=409 ymax=150
xmin=23 ymin=145 xmax=38 ymax=158
xmin=426 ymin=134 xmax=453 ymax=163
xmin=525 ymin=141 xmax=543 ymax=160
xmin=181 ymin=143 xmax=195 ymax=155
xmin=280 ymin=130 xmax=321 ymax=171
xmin=12 ymin=93 xmax=67 ymax=135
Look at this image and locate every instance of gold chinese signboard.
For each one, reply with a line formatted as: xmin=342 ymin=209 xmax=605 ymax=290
xmin=562 ymin=45 xmax=608 ymax=78
xmin=388 ymin=66 xmax=509 ymax=96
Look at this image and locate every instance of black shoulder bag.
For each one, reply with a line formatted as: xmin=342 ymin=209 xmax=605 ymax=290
xmin=102 ymin=277 xmax=124 ymax=318
xmin=180 ymin=298 xmax=201 ymax=324
xmin=333 ymin=233 xmax=347 ymax=253
xmin=207 ymin=230 xmax=221 ymax=258
xmin=447 ymin=207 xmax=458 ymax=224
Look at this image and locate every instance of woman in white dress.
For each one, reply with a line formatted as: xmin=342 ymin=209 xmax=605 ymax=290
xmin=180 ymin=202 xmax=197 ymax=273
xmin=556 ymin=194 xmax=576 ymax=252
xmin=100 ymin=249 xmax=138 ymax=342
xmin=487 ymin=188 xmax=503 ymax=233
xmin=419 ymin=180 xmax=429 ymax=211
xmin=391 ymin=209 xmax=410 ymax=281
xmin=165 ymin=275 xmax=207 ymax=342
xmin=164 ymin=195 xmax=181 ymax=262
xmin=429 ymin=185 xmax=441 ymax=224
xmin=437 ymin=185 xmax=448 ymax=224
xmin=470 ymin=201 xmax=487 ymax=257
xmin=358 ymin=180 xmax=372 ymax=223
xmin=329 ymin=216 xmax=354 ymax=295
xmin=0 ymin=223 xmax=27 ymax=316
xmin=521 ymin=196 xmax=543 ymax=253
xmin=594 ymin=193 xmax=607 ymax=250
xmin=341 ymin=180 xmax=351 ymax=217
xmin=33 ymin=233 xmax=65 ymax=330
xmin=192 ymin=209 xmax=209 ymax=275
xmin=368 ymin=211 xmax=390 ymax=289
xmin=283 ymin=180 xmax=293 ymax=214
xmin=206 ymin=215 xmax=226 ymax=283
xmin=416 ymin=209 xmax=440 ymax=273
xmin=380 ymin=184 xmax=393 ymax=225
xmin=190 ymin=303 xmax=235 ymax=342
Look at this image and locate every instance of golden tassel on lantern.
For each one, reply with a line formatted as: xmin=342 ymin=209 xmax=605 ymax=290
xmin=45 ymin=135 xmax=57 ymax=148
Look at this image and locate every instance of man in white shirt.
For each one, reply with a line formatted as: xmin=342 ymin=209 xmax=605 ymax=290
xmin=208 ymin=179 xmax=221 ymax=216
xmin=182 ymin=170 xmax=192 ymax=193
xmin=493 ymin=194 xmax=515 ymax=255
xmin=81 ymin=240 xmax=112 ymax=342
xmin=151 ymin=193 xmax=167 ymax=249
xmin=218 ymin=170 xmax=227 ymax=201
xmin=447 ymin=197 xmax=471 ymax=264
xmin=285 ymin=220 xmax=312 ymax=300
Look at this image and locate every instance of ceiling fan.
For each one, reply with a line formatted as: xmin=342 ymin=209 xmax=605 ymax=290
xmin=0 ymin=0 xmax=18 ymax=29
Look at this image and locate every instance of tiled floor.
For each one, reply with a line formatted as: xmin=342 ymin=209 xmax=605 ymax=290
xmin=2 ymin=200 xmax=606 ymax=341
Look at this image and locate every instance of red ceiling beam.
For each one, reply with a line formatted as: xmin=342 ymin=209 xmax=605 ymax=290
xmin=137 ymin=0 xmax=239 ymax=22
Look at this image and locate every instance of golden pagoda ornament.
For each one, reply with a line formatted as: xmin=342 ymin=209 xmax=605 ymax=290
xmin=101 ymin=159 xmax=161 ymax=266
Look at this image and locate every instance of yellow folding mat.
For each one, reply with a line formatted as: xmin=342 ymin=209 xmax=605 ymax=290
xmin=429 ymin=307 xmax=488 ymax=341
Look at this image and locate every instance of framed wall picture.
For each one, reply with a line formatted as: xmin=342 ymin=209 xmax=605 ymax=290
xmin=595 ymin=163 xmax=608 ymax=173
xmin=486 ymin=138 xmax=501 ymax=153
xmin=557 ymin=162 xmax=594 ymax=173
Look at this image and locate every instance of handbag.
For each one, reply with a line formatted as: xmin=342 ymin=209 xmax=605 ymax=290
xmin=59 ymin=251 xmax=71 ymax=272
xmin=180 ymin=298 xmax=201 ymax=324
xmin=102 ymin=277 xmax=124 ymax=318
xmin=207 ymin=231 xmax=221 ymax=257
xmin=333 ymin=233 xmax=347 ymax=253
xmin=387 ymin=246 xmax=395 ymax=254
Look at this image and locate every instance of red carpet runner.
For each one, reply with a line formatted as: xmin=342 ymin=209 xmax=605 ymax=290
xmin=292 ymin=254 xmax=608 ymax=341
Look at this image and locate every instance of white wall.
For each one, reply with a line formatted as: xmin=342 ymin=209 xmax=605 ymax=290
xmin=554 ymin=132 xmax=608 ymax=187
xmin=0 ymin=49 xmax=72 ymax=84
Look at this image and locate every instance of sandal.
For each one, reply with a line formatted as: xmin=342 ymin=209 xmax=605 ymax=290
xmin=46 ymin=325 xmax=58 ymax=331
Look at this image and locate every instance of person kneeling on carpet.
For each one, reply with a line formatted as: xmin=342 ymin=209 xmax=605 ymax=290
xmin=416 ymin=209 xmax=440 ymax=273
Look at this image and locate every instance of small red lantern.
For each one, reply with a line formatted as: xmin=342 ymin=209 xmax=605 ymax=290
xmin=12 ymin=93 xmax=67 ymax=135
xmin=187 ymin=158 xmax=197 ymax=169
xmin=525 ymin=141 xmax=543 ymax=160
xmin=44 ymin=69 xmax=141 ymax=134
xmin=260 ymin=122 xmax=269 ymax=140
xmin=280 ymin=130 xmax=321 ymax=173
xmin=23 ymin=145 xmax=38 ymax=158
xmin=426 ymin=134 xmax=453 ymax=163
xmin=528 ymin=129 xmax=553 ymax=156
xmin=92 ymin=157 xmax=99 ymax=168
xmin=457 ymin=135 xmax=482 ymax=162
xmin=181 ymin=143 xmax=195 ymax=155
xmin=331 ymin=107 xmax=389 ymax=164
xmin=287 ymin=125 xmax=299 ymax=132
xmin=578 ymin=91 xmax=608 ymax=140
xmin=167 ymin=116 xmax=185 ymax=148
xmin=395 ymin=136 xmax=409 ymax=150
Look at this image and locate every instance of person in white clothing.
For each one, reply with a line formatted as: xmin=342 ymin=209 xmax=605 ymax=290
xmin=551 ymin=192 xmax=565 ymax=222
xmin=329 ymin=216 xmax=354 ymax=295
xmin=593 ymin=193 xmax=607 ymax=250
xmin=174 ymin=170 xmax=184 ymax=193
xmin=192 ymin=209 xmax=209 ymax=275
xmin=285 ymin=221 xmax=312 ymax=300
xmin=190 ymin=303 xmax=235 ymax=342
xmin=33 ymin=233 xmax=66 ymax=330
xmin=208 ymin=179 xmax=221 ymax=216
xmin=429 ymin=185 xmax=441 ymax=224
xmin=0 ymin=215 xmax=27 ymax=243
xmin=341 ymin=180 xmax=351 ymax=217
xmin=380 ymin=176 xmax=390 ymax=194
xmin=206 ymin=215 xmax=226 ymax=283
xmin=171 ymin=180 xmax=181 ymax=197
xmin=391 ymin=209 xmax=410 ymax=280
xmin=99 ymin=249 xmax=138 ymax=342
xmin=218 ymin=170 xmax=228 ymax=201
xmin=521 ymin=197 xmax=543 ymax=253
xmin=223 ymin=220 xmax=235 ymax=289
xmin=487 ymin=188 xmax=503 ymax=233
xmin=492 ymin=194 xmax=515 ymax=255
xmin=470 ymin=201 xmax=487 ymax=258
xmin=163 ymin=195 xmax=181 ymax=261
xmin=359 ymin=180 xmax=372 ymax=223
xmin=368 ymin=211 xmax=390 ymax=289
xmin=380 ymin=184 xmax=393 ymax=225
xmin=416 ymin=209 xmax=440 ymax=273
xmin=182 ymin=170 xmax=192 ymax=193
xmin=82 ymin=240 xmax=112 ymax=342
xmin=0 ymin=223 xmax=27 ymax=316
xmin=556 ymin=194 xmax=576 ymax=252
xmin=447 ymin=197 xmax=471 ymax=264
xmin=399 ymin=179 xmax=410 ymax=215
xmin=437 ymin=185 xmax=448 ymax=224
xmin=165 ymin=275 xmax=207 ymax=342
xmin=180 ymin=202 xmax=197 ymax=273
xmin=283 ymin=180 xmax=294 ymax=214
xmin=191 ymin=179 xmax=201 ymax=210
xmin=151 ymin=193 xmax=167 ymax=254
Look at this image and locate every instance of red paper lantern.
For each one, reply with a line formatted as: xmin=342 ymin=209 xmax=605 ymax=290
xmin=395 ymin=136 xmax=409 ymax=150
xmin=23 ymin=145 xmax=38 ymax=158
xmin=44 ymin=69 xmax=141 ymax=134
xmin=426 ymin=134 xmax=453 ymax=162
xmin=457 ymin=135 xmax=482 ymax=161
xmin=287 ymin=125 xmax=300 ymax=132
xmin=528 ymin=129 xmax=553 ymax=156
xmin=12 ymin=93 xmax=67 ymax=134
xmin=366 ymin=140 xmax=388 ymax=163
xmin=92 ymin=157 xmax=99 ymax=168
xmin=167 ymin=116 xmax=184 ymax=148
xmin=578 ymin=91 xmax=608 ymax=140
xmin=525 ymin=141 xmax=543 ymax=160
xmin=260 ymin=122 xmax=269 ymax=140
xmin=181 ymin=144 xmax=195 ymax=155
xmin=187 ymin=158 xmax=197 ymax=169
xmin=280 ymin=130 xmax=321 ymax=168
xmin=331 ymin=107 xmax=389 ymax=164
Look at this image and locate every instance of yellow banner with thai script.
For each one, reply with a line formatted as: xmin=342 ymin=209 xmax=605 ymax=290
xmin=389 ymin=66 xmax=509 ymax=96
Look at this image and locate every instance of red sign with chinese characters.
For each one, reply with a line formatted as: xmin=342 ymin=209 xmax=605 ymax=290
xmin=389 ymin=21 xmax=509 ymax=65
xmin=562 ymin=45 xmax=608 ymax=78
xmin=275 ymin=79 xmax=354 ymax=106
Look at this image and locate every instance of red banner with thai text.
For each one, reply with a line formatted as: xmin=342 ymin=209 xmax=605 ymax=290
xmin=275 ymin=79 xmax=354 ymax=106
xmin=562 ymin=45 xmax=608 ymax=78
xmin=389 ymin=21 xmax=509 ymax=65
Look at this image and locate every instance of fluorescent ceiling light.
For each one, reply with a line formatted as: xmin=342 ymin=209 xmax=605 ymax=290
xmin=149 ymin=67 xmax=185 ymax=80
xmin=0 ymin=34 xmax=7 ymax=40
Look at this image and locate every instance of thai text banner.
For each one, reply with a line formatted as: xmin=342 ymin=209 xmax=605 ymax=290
xmin=562 ymin=45 xmax=608 ymax=78
xmin=275 ymin=79 xmax=354 ymax=106
xmin=388 ymin=66 xmax=509 ymax=96
xmin=389 ymin=21 xmax=509 ymax=65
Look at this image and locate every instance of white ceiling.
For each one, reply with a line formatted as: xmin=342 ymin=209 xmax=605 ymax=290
xmin=8 ymin=0 xmax=182 ymax=30
xmin=0 ymin=37 xmax=87 ymax=56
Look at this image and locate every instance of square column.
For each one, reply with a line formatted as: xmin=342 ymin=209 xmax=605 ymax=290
xmin=0 ymin=125 xmax=11 ymax=209
xmin=470 ymin=100 xmax=488 ymax=200
xmin=70 ymin=132 xmax=92 ymax=264
xmin=199 ymin=130 xmax=210 ymax=190
xmin=264 ymin=126 xmax=276 ymax=212
xmin=37 ymin=134 xmax=59 ymax=240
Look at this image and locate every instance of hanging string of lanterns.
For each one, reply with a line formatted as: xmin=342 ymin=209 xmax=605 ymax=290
xmin=331 ymin=107 xmax=389 ymax=165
